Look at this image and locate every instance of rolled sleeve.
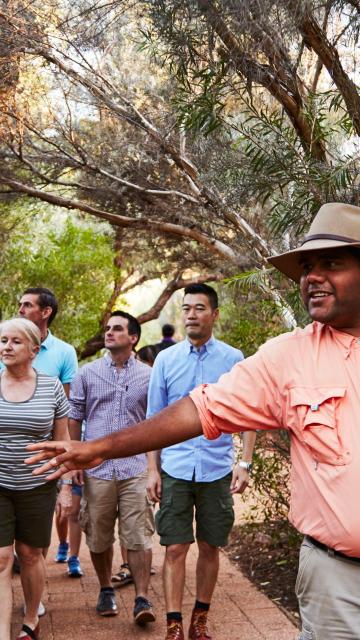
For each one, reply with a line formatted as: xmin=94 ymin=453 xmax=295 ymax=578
xmin=69 ymin=371 xmax=87 ymax=422
xmin=190 ymin=350 xmax=283 ymax=439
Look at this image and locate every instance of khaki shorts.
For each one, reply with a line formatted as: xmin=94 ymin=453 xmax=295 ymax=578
xmin=80 ymin=472 xmax=154 ymax=553
xmin=296 ymin=537 xmax=360 ymax=639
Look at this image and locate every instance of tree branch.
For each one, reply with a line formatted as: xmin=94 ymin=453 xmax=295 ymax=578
xmin=0 ymin=176 xmax=241 ymax=264
xmin=298 ymin=8 xmax=360 ymax=135
xmin=21 ymin=46 xmax=274 ymax=257
xmin=197 ymin=0 xmax=327 ymax=161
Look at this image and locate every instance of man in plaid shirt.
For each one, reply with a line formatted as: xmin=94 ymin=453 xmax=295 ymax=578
xmin=68 ymin=311 xmax=156 ymax=627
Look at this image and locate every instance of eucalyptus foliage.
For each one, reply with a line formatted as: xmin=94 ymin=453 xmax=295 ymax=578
xmin=0 ymin=205 xmax=117 ymax=350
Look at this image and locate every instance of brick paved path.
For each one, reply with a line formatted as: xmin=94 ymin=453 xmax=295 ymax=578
xmin=11 ymin=507 xmax=298 ymax=640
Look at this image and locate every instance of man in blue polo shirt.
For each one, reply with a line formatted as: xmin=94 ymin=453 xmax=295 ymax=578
xmin=146 ymin=283 xmax=256 ymax=640
xmin=18 ymin=288 xmax=77 ymax=396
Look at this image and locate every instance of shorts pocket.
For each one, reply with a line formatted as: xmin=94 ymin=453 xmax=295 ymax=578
xmin=155 ymin=495 xmax=172 ymax=537
xmin=289 ymin=386 xmax=349 ymax=465
xmin=78 ymin=498 xmax=90 ymax=534
xmin=144 ymin=496 xmax=155 ymax=536
xmin=295 ymin=540 xmax=315 ymax=597
xmin=299 ymin=625 xmax=317 ymax=640
xmin=218 ymin=494 xmax=235 ymax=538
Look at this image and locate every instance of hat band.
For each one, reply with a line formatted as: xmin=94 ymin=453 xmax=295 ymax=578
xmin=302 ymin=233 xmax=359 ymax=245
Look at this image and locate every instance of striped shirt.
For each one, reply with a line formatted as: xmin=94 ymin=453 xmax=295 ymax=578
xmin=69 ymin=354 xmax=151 ymax=481
xmin=0 ymin=372 xmax=69 ymax=490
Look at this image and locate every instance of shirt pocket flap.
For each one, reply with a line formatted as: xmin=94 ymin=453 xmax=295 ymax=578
xmin=289 ymin=387 xmax=346 ymax=429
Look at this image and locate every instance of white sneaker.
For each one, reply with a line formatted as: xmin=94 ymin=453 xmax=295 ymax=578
xmin=22 ymin=601 xmax=46 ymax=617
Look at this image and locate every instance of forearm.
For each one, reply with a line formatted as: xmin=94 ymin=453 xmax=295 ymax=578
xmin=53 ymin=418 xmax=72 ymax=478
xmin=69 ymin=418 xmax=82 ymax=441
xmin=94 ymin=396 xmax=202 ymax=461
xmin=147 ymin=450 xmax=161 ymax=472
xmin=26 ymin=397 xmax=203 ymax=478
xmin=242 ymin=430 xmax=257 ymax=461
xmin=53 ymin=417 xmax=70 ymax=442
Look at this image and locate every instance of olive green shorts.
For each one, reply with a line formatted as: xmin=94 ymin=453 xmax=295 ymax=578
xmin=155 ymin=471 xmax=234 ymax=547
xmin=0 ymin=481 xmax=57 ymax=548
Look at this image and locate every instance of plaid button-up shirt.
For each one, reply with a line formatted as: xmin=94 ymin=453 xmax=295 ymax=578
xmin=69 ymin=353 xmax=151 ymax=480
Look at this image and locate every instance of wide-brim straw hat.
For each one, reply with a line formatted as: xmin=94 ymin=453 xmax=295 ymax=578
xmin=268 ymin=202 xmax=360 ymax=282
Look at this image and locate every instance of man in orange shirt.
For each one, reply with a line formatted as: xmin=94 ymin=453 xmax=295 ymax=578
xmin=28 ymin=202 xmax=360 ymax=640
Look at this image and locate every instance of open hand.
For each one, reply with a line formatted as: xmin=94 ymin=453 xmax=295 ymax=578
xmin=25 ymin=440 xmax=105 ymax=480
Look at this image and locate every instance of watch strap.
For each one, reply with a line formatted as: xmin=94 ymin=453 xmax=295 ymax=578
xmin=237 ymin=461 xmax=252 ymax=473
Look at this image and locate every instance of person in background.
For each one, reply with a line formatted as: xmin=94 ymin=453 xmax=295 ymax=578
xmin=155 ymin=324 xmax=176 ymax=354
xmin=0 ymin=318 xmax=71 ymax=640
xmin=17 ymin=287 xmax=82 ymax=580
xmin=136 ymin=345 xmax=158 ymax=367
xmin=111 ymin=341 xmax=157 ymax=588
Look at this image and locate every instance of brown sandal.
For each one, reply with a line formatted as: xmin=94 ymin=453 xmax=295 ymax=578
xmin=111 ymin=563 xmax=133 ymax=587
xmin=111 ymin=563 xmax=156 ymax=587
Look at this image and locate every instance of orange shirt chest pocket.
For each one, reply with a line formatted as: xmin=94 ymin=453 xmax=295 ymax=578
xmin=289 ymin=386 xmax=351 ymax=466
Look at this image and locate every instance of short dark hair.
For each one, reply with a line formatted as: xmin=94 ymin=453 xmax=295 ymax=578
xmin=23 ymin=287 xmax=58 ymax=325
xmin=109 ymin=310 xmax=141 ymax=346
xmin=136 ymin=344 xmax=158 ymax=366
xmin=183 ymin=283 xmax=218 ymax=309
xmin=162 ymin=323 xmax=175 ymax=338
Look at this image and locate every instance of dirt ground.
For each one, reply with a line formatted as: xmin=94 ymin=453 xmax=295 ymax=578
xmin=227 ymin=495 xmax=301 ymax=628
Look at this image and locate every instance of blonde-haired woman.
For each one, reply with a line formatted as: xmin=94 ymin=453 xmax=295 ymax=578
xmin=0 ymin=318 xmax=72 ymax=640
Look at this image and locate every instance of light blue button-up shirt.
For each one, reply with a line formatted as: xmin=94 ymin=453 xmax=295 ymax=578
xmin=147 ymin=336 xmax=244 ymax=481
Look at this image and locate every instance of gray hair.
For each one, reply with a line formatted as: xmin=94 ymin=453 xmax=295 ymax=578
xmin=0 ymin=318 xmax=41 ymax=347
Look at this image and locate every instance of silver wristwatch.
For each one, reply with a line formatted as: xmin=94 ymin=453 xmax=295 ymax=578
xmin=238 ymin=461 xmax=253 ymax=473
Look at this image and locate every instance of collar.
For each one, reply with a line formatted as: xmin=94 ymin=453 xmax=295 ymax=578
xmin=326 ymin=324 xmax=360 ymax=358
xmin=40 ymin=330 xmax=54 ymax=350
xmin=185 ymin=335 xmax=216 ymax=355
xmin=104 ymin=352 xmax=134 ymax=368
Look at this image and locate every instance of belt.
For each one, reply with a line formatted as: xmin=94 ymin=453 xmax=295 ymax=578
xmin=307 ymin=536 xmax=360 ymax=565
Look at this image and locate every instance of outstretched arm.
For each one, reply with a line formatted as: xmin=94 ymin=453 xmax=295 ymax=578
xmin=26 ymin=396 xmax=202 ymax=480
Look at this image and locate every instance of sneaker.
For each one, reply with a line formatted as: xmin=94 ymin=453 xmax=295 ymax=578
xmin=96 ymin=589 xmax=118 ymax=616
xmin=188 ymin=609 xmax=211 ymax=640
xmin=67 ymin=555 xmax=84 ymax=578
xmin=133 ymin=596 xmax=156 ymax=626
xmin=22 ymin=601 xmax=46 ymax=617
xmin=165 ymin=620 xmax=184 ymax=640
xmin=55 ymin=542 xmax=69 ymax=563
